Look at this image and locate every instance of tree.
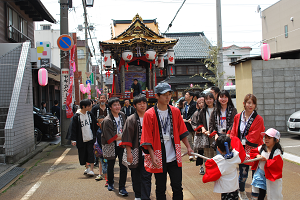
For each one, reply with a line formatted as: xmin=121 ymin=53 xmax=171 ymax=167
xmin=192 ymin=46 xmax=224 ymax=90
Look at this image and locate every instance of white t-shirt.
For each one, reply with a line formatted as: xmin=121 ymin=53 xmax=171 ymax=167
xmin=157 ymin=109 xmax=176 ymax=163
xmin=114 ymin=116 xmax=122 ymax=146
xmin=217 ymin=111 xmax=227 ymax=134
xmin=206 ymin=107 xmax=214 ymax=129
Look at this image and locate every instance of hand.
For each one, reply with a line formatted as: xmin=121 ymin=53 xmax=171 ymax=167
xmin=127 ymin=152 xmax=133 ymax=163
xmin=256 ymin=155 xmax=267 ymax=161
xmin=215 ymin=134 xmax=219 ymax=140
xmin=71 ymin=141 xmax=76 ymax=146
xmin=151 ymin=155 xmax=160 ymax=168
xmin=196 ymin=131 xmax=201 ymax=134
xmin=205 ymin=131 xmax=210 ymax=136
xmin=187 ymin=147 xmax=194 ymax=156
xmin=116 ymin=134 xmax=122 ymax=141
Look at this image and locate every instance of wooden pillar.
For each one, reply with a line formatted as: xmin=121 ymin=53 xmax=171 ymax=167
xmin=121 ymin=63 xmax=125 ymax=93
xmin=152 ymin=64 xmax=156 ymax=89
xmin=147 ymin=63 xmax=151 ymax=90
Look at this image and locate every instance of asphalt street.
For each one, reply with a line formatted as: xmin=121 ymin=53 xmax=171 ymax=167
xmin=0 ymin=135 xmax=299 ymax=200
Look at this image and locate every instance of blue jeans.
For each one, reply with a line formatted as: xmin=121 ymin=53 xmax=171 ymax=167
xmin=99 ymin=157 xmax=107 ymax=174
xmin=238 ymin=164 xmax=258 ymax=197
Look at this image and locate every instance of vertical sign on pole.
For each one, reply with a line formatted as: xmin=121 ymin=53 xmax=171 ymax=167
xmin=61 ymin=69 xmax=70 ymax=110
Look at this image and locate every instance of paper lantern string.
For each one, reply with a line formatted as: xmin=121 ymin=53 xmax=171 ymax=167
xmin=106 ymin=71 xmax=111 ymax=78
xmin=125 ymin=63 xmax=129 ymax=71
xmin=150 ymin=63 xmax=152 ymax=70
xmin=170 ymin=66 xmax=173 ymax=75
xmin=137 ymin=60 xmax=139 ymax=65
xmin=160 ymin=69 xmax=163 ymax=76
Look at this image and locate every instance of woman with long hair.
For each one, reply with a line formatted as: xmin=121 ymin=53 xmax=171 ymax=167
xmin=193 ymin=92 xmax=216 ymax=175
xmin=230 ymin=94 xmax=265 ymax=200
xmin=209 ymin=90 xmax=237 ymax=144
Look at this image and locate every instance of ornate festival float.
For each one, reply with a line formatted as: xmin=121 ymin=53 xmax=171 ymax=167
xmin=99 ymin=14 xmax=178 ymax=105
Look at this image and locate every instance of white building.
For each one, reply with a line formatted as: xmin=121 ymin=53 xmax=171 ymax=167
xmin=222 ymin=45 xmax=252 ymax=85
xmin=34 ymin=24 xmax=61 ymax=68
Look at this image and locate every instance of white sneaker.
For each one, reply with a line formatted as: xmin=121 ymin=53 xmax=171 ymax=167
xmin=134 ymin=198 xmax=141 ymax=200
xmin=84 ymin=168 xmax=90 ymax=175
xmin=189 ymin=156 xmax=194 ymax=161
xmin=239 ymin=191 xmax=249 ymax=200
xmin=87 ymin=170 xmax=95 ymax=176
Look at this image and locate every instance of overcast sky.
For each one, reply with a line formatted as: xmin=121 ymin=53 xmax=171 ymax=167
xmin=38 ymin=0 xmax=279 ymax=64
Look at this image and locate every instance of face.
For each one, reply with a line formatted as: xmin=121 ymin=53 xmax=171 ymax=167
xmin=156 ymin=92 xmax=172 ymax=106
xmin=264 ymin=135 xmax=276 ymax=148
xmin=124 ymin=100 xmax=130 ymax=107
xmin=134 ymin=101 xmax=147 ymax=113
xmin=205 ymin=96 xmax=214 ymax=107
xmin=110 ymin=102 xmax=121 ymax=114
xmin=218 ymin=94 xmax=228 ymax=106
xmin=97 ymin=118 xmax=104 ymax=127
xmin=99 ymin=95 xmax=106 ymax=104
xmin=185 ymin=92 xmax=192 ymax=101
xmin=243 ymin=99 xmax=256 ymax=112
xmin=134 ymin=80 xmax=138 ymax=85
xmin=210 ymin=90 xmax=217 ymax=100
xmin=197 ymin=97 xmax=204 ymax=109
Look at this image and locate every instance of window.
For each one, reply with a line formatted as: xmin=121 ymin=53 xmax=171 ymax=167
xmin=7 ymin=7 xmax=28 ymax=42
xmin=77 ymin=49 xmax=84 ymax=59
xmin=176 ymin=66 xmax=185 ymax=75
xmin=188 ymin=66 xmax=197 ymax=75
xmin=231 ymin=57 xmax=237 ymax=63
xmin=284 ymin=25 xmax=288 ymax=38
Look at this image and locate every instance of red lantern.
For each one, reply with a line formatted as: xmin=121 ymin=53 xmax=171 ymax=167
xmin=38 ymin=68 xmax=48 ymax=86
xmin=261 ymin=43 xmax=271 ymax=61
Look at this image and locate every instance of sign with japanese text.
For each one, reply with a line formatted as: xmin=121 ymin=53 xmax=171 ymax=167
xmin=61 ymin=69 xmax=69 ymax=110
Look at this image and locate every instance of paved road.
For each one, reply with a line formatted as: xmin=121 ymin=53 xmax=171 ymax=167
xmin=1 ymin=139 xmax=300 ymax=200
xmin=280 ymin=134 xmax=300 ymax=156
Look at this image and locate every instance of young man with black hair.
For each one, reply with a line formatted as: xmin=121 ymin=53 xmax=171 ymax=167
xmin=120 ymin=95 xmax=152 ymax=200
xmin=70 ymin=99 xmax=98 ymax=176
xmin=120 ymin=99 xmax=136 ymax=117
xmin=101 ymin=97 xmax=128 ymax=196
xmin=141 ymin=83 xmax=193 ymax=200
xmin=131 ymin=79 xmax=142 ymax=97
xmin=182 ymin=90 xmax=197 ymax=161
xmin=91 ymin=94 xmax=110 ymax=119
xmin=51 ymin=100 xmax=60 ymax=120
xmin=210 ymin=86 xmax=220 ymax=101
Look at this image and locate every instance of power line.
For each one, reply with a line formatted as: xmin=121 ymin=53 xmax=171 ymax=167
xmin=164 ymin=0 xmax=186 ymax=34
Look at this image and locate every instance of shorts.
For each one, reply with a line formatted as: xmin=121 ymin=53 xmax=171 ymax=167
xmin=251 ymin=167 xmax=266 ymax=190
xmin=78 ymin=140 xmax=94 ymax=165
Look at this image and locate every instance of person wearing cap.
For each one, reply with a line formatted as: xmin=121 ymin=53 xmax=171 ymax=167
xmin=250 ymin=128 xmax=283 ymax=200
xmin=230 ymin=94 xmax=265 ymax=200
xmin=140 ymin=82 xmax=193 ymax=200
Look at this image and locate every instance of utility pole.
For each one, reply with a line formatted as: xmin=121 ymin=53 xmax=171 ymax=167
xmin=60 ymin=0 xmax=70 ymax=145
xmin=82 ymin=0 xmax=89 ymax=73
xmin=216 ymin=0 xmax=224 ymax=89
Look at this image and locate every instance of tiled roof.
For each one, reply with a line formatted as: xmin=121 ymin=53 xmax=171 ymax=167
xmin=162 ymin=75 xmax=211 ymax=84
xmin=163 ymin=32 xmax=212 ymax=59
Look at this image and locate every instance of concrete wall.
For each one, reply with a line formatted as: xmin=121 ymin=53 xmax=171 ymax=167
xmin=252 ymin=59 xmax=300 ymax=132
xmin=235 ymin=60 xmax=253 ymax=113
xmin=262 ymin=0 xmax=300 ymax=53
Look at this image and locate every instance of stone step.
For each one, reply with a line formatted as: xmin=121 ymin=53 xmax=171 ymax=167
xmin=0 ymin=129 xmax=4 ymax=137
xmin=0 ymin=138 xmax=4 ymax=146
xmin=0 ymin=107 xmax=8 ymax=116
xmin=0 ymin=146 xmax=5 ymax=154
xmin=0 ymin=123 xmax=5 ymax=130
xmin=0 ymin=154 xmax=5 ymax=163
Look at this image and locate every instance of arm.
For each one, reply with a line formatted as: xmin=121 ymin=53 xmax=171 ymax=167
xmin=102 ymin=119 xmax=118 ymax=144
xmin=70 ymin=115 xmax=78 ymax=146
xmin=230 ymin=114 xmax=239 ymax=138
xmin=182 ymin=137 xmax=193 ymax=156
xmin=227 ymin=108 xmax=237 ymax=134
xmin=202 ymin=158 xmax=222 ymax=183
xmin=146 ymin=145 xmax=159 ymax=168
xmin=209 ymin=111 xmax=217 ymax=138
xmin=126 ymin=146 xmax=133 ymax=163
xmin=265 ymin=152 xmax=283 ymax=181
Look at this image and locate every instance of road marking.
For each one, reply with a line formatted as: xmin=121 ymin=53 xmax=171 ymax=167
xmin=283 ymin=152 xmax=300 ymax=164
xmin=283 ymin=144 xmax=300 ymax=148
xmin=20 ymin=148 xmax=71 ymax=200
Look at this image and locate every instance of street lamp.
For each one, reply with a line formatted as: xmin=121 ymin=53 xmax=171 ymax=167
xmin=86 ymin=0 xmax=94 ymax=7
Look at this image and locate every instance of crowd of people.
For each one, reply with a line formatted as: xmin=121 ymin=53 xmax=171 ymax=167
xmin=68 ymin=83 xmax=283 ymax=200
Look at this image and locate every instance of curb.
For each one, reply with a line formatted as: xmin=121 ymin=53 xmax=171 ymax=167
xmin=0 ymin=142 xmax=53 ymax=193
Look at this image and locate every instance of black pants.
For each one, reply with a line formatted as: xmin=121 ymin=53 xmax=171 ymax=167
xmin=107 ymin=146 xmax=127 ymax=189
xmin=258 ymin=188 xmax=266 ymax=200
xmin=130 ymin=156 xmax=152 ymax=199
xmin=154 ymin=160 xmax=183 ymax=200
xmin=196 ymin=149 xmax=204 ymax=166
xmin=221 ymin=190 xmax=238 ymax=200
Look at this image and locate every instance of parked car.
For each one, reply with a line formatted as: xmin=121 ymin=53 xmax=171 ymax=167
xmin=33 ymin=106 xmax=60 ymax=143
xmin=287 ymin=110 xmax=300 ymax=135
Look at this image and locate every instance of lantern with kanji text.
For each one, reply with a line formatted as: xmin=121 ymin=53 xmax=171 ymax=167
xmin=122 ymin=50 xmax=133 ymax=61
xmin=104 ymin=50 xmax=112 ymax=68
xmin=167 ymin=48 xmax=175 ymax=64
xmin=157 ymin=54 xmax=164 ymax=69
xmin=145 ymin=49 xmax=156 ymax=61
